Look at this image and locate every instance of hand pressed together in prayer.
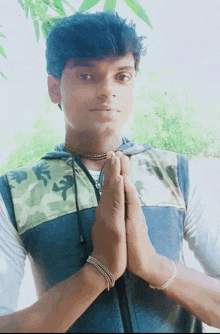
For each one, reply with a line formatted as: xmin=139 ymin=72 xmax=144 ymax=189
xmin=91 ymin=151 xmax=160 ymax=285
xmin=115 ymin=151 xmax=161 ymax=281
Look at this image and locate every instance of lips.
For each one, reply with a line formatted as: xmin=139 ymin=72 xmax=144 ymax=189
xmin=90 ymin=109 xmax=113 ymax=111
xmin=90 ymin=105 xmax=118 ymax=111
xmin=90 ymin=107 xmax=119 ymax=112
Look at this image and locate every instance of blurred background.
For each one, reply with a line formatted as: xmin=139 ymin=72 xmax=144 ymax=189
xmin=1 ymin=0 xmax=220 ymax=331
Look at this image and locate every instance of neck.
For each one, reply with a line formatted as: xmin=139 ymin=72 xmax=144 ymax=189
xmin=65 ymin=131 xmax=123 ymax=155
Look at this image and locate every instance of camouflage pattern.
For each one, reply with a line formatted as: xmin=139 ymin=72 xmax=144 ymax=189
xmin=129 ymin=148 xmax=185 ymax=208
xmin=7 ymin=148 xmax=185 ymax=236
xmin=7 ymin=158 xmax=98 ymax=235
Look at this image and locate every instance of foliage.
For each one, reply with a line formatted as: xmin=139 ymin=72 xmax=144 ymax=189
xmin=0 ymin=24 xmax=7 ymax=79
xmin=130 ymin=71 xmax=220 ymax=159
xmin=1 ymin=70 xmax=220 ymax=175
xmin=1 ymin=2 xmax=219 ymax=172
xmin=1 ymin=0 xmax=152 ymax=78
xmin=0 ymin=107 xmax=64 ymax=175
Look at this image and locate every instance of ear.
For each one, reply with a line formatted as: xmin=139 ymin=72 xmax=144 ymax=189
xmin=47 ymin=76 xmax=61 ymax=104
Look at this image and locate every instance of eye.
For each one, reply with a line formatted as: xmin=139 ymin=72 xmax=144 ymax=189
xmin=116 ymin=73 xmax=132 ymax=82
xmin=79 ymin=73 xmax=93 ymax=81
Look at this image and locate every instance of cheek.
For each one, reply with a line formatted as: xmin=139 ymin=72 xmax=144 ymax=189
xmin=62 ymin=83 xmax=95 ymax=109
xmin=73 ymin=86 xmax=94 ymax=100
xmin=122 ymin=87 xmax=134 ymax=109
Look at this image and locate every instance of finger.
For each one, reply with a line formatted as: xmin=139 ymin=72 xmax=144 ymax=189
xmin=120 ymin=154 xmax=130 ymax=177
xmin=124 ymin=175 xmax=141 ymax=220
xmin=110 ymin=174 xmax=124 ymax=207
xmin=124 ymin=175 xmax=141 ymax=206
xmin=115 ymin=151 xmax=124 ymax=175
xmin=115 ymin=151 xmax=130 ymax=177
xmin=111 ymin=156 xmax=121 ymax=178
xmin=102 ymin=156 xmax=113 ymax=188
xmin=115 ymin=151 xmax=123 ymax=159
xmin=103 ymin=156 xmax=121 ymax=189
xmin=102 ymin=151 xmax=116 ymax=188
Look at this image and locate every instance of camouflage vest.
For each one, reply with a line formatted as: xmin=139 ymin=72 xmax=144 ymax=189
xmin=0 ymin=143 xmax=202 ymax=333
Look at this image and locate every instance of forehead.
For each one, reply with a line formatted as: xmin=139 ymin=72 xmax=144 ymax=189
xmin=64 ymin=53 xmax=135 ymax=72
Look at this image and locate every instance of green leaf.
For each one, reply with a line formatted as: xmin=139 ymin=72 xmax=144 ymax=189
xmin=0 ymin=71 xmax=8 ymax=79
xmin=42 ymin=17 xmax=63 ymax=38
xmin=53 ymin=0 xmax=66 ymax=16
xmin=49 ymin=16 xmax=64 ymax=25
xmin=24 ymin=2 xmax=29 ymax=18
xmin=78 ymin=0 xmax=102 ymax=12
xmin=62 ymin=0 xmax=75 ymax=12
xmin=103 ymin=0 xmax=117 ymax=11
xmin=122 ymin=0 xmax=152 ymax=28
xmin=17 ymin=0 xmax=24 ymax=10
xmin=41 ymin=20 xmax=53 ymax=38
xmin=35 ymin=0 xmax=48 ymax=19
xmin=0 ymin=32 xmax=6 ymax=38
xmin=29 ymin=3 xmax=40 ymax=41
xmin=33 ymin=19 xmax=40 ymax=42
xmin=0 ymin=44 xmax=7 ymax=58
xmin=30 ymin=3 xmax=36 ymax=20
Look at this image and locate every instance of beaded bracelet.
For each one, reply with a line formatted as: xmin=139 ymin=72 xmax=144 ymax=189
xmin=149 ymin=260 xmax=177 ymax=291
xmin=87 ymin=256 xmax=115 ymax=291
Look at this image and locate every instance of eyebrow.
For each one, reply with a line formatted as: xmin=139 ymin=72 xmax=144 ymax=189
xmin=117 ymin=66 xmax=135 ymax=71
xmin=68 ymin=60 xmax=135 ymax=71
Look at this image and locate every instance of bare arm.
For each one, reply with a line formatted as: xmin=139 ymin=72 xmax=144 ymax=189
xmin=0 ymin=153 xmax=127 ymax=333
xmin=129 ymin=184 xmax=220 ymax=328
xmin=0 ymin=263 xmax=106 ymax=333
xmin=117 ymin=152 xmax=220 ymax=329
xmin=155 ymin=256 xmax=220 ymax=328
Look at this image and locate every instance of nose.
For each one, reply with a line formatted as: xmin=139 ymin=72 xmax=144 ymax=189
xmin=97 ymin=80 xmax=116 ymax=103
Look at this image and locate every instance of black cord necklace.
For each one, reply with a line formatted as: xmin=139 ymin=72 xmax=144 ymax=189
xmin=64 ymin=144 xmax=120 ymax=161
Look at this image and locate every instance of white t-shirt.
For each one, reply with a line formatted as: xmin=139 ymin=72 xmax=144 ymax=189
xmin=1 ymin=160 xmax=220 ymax=315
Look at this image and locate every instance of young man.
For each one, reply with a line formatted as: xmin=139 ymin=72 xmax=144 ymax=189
xmin=0 ymin=11 xmax=220 ymax=333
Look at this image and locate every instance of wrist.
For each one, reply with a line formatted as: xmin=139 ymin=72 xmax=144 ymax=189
xmin=80 ymin=262 xmax=108 ymax=292
xmin=139 ymin=254 xmax=175 ymax=287
xmin=149 ymin=258 xmax=177 ymax=291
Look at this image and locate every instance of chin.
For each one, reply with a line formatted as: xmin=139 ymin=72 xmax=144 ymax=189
xmin=86 ymin=122 xmax=122 ymax=136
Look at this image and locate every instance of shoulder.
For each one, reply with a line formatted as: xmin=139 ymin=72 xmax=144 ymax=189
xmin=0 ymin=159 xmax=56 ymax=232
xmin=4 ymin=157 xmax=68 ymax=189
xmin=144 ymin=147 xmax=179 ymax=161
xmin=129 ymin=147 xmax=187 ymax=209
xmin=139 ymin=147 xmax=188 ymax=169
xmin=133 ymin=147 xmax=188 ymax=182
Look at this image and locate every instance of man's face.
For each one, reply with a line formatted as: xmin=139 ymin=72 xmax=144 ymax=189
xmin=59 ymin=52 xmax=135 ymax=136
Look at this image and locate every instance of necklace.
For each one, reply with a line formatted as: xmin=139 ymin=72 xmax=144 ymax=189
xmin=64 ymin=144 xmax=117 ymax=161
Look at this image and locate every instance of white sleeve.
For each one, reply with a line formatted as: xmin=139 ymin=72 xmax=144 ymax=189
xmin=0 ymin=193 xmax=27 ymax=316
xmin=184 ymin=158 xmax=220 ymax=278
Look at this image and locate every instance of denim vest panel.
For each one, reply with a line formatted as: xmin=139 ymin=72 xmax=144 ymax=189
xmin=19 ymin=205 xmax=195 ymax=333
xmin=1 ymin=149 xmax=202 ymax=332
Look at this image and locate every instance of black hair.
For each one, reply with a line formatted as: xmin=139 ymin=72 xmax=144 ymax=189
xmin=46 ymin=11 xmax=146 ymax=80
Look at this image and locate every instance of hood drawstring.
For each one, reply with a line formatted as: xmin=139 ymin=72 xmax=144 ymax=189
xmin=72 ymin=155 xmax=89 ymax=256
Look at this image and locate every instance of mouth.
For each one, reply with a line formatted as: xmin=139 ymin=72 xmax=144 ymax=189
xmin=89 ymin=109 xmax=120 ymax=112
